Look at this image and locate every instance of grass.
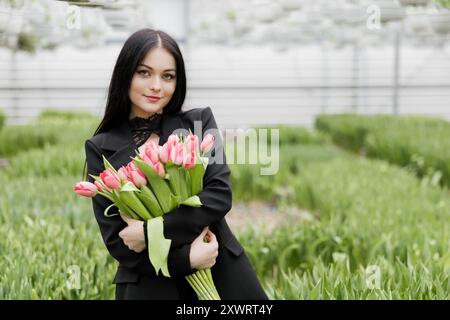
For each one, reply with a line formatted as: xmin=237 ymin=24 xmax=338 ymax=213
xmin=315 ymin=114 xmax=450 ymax=188
xmin=0 ymin=111 xmax=448 ymax=299
xmin=0 ymin=111 xmax=5 ymax=131
xmin=237 ymin=154 xmax=449 ymax=299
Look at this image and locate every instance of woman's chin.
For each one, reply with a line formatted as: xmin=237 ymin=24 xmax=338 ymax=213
xmin=138 ymin=103 xmax=164 ymax=114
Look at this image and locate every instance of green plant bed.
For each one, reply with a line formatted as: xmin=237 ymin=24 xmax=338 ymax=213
xmin=0 ymin=111 xmax=5 ymax=131
xmin=0 ymin=120 xmax=97 ymax=158
xmin=315 ymin=114 xmax=450 ymax=188
xmin=0 ymin=174 xmax=117 ymax=299
xmin=239 ymin=156 xmax=449 ymax=299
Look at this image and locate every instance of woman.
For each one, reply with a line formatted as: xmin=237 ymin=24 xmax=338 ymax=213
xmin=83 ymin=29 xmax=268 ymax=300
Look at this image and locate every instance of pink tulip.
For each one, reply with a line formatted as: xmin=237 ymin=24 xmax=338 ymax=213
xmin=126 ymin=162 xmax=147 ymax=187
xmin=152 ymin=161 xmax=166 ymax=177
xmin=142 ymin=141 xmax=159 ymax=164
xmin=117 ymin=167 xmax=129 ymax=182
xmin=183 ymin=150 xmax=196 ymax=169
xmin=167 ymin=134 xmax=180 ymax=146
xmin=159 ymin=144 xmax=170 ymax=164
xmin=100 ymin=169 xmax=121 ymax=190
xmin=201 ymin=134 xmax=215 ymax=154
xmin=73 ymin=181 xmax=98 ymax=197
xmin=185 ymin=134 xmax=199 ymax=153
xmin=170 ymin=143 xmax=184 ymax=165
xmin=141 ymin=153 xmax=154 ymax=166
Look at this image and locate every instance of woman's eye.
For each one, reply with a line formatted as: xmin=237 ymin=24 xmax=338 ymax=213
xmin=163 ymin=74 xmax=175 ymax=80
xmin=137 ymin=70 xmax=150 ymax=77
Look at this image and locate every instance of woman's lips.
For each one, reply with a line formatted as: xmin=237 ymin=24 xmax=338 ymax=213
xmin=144 ymin=95 xmax=161 ymax=102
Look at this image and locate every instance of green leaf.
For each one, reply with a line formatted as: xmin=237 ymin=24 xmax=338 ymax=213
xmin=136 ymin=185 xmax=163 ymax=217
xmin=103 ymin=203 xmax=119 ymax=217
xmin=133 ymin=159 xmax=173 ymax=212
xmin=147 ymin=217 xmax=171 ymax=277
xmin=120 ymin=181 xmax=140 ymax=192
xmin=190 ymin=163 xmax=205 ymax=196
xmin=166 ymin=165 xmax=181 ymax=198
xmin=97 ymin=191 xmax=114 ymax=202
xmin=183 ymin=168 xmax=192 ymax=197
xmin=118 ymin=191 xmax=151 ymax=220
xmin=178 ymin=167 xmax=190 ymax=200
xmin=111 ymin=190 xmax=140 ymax=220
xmin=168 ymin=193 xmax=181 ymax=212
xmin=201 ymin=156 xmax=209 ymax=170
xmin=180 ymin=195 xmax=202 ymax=207
xmin=88 ymin=174 xmax=99 ymax=181
xmin=102 ymin=155 xmax=118 ymax=174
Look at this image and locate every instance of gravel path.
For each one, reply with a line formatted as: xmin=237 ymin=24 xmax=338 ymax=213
xmin=225 ymin=200 xmax=315 ymax=234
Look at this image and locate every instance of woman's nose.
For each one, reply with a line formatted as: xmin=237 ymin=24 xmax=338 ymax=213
xmin=150 ymin=77 xmax=161 ymax=92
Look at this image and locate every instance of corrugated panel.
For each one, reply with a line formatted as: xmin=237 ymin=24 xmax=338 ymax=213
xmin=0 ymin=43 xmax=449 ymax=128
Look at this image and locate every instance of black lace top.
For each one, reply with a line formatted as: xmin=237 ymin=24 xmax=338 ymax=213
xmin=128 ymin=112 xmax=163 ymax=148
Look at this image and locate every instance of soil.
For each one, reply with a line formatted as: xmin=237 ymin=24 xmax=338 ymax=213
xmin=225 ymin=200 xmax=315 ymax=234
xmin=0 ymin=158 xmax=9 ymax=169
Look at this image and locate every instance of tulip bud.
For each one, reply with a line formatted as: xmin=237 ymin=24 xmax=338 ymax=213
xmin=185 ymin=134 xmax=199 ymax=153
xmin=183 ymin=150 xmax=196 ymax=169
xmin=73 ymin=181 xmax=98 ymax=197
xmin=126 ymin=162 xmax=147 ymax=187
xmin=100 ymin=169 xmax=121 ymax=189
xmin=159 ymin=144 xmax=170 ymax=164
xmin=170 ymin=143 xmax=184 ymax=165
xmin=117 ymin=167 xmax=128 ymax=182
xmin=153 ymin=161 xmax=166 ymax=177
xmin=167 ymin=134 xmax=180 ymax=146
xmin=143 ymin=141 xmax=159 ymax=164
xmin=201 ymin=134 xmax=215 ymax=154
xmin=141 ymin=153 xmax=154 ymax=166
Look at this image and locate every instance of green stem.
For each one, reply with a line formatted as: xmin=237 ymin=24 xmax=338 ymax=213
xmin=192 ymin=273 xmax=210 ymax=300
xmin=205 ymin=268 xmax=220 ymax=299
xmin=192 ymin=271 xmax=214 ymax=300
xmin=199 ymin=269 xmax=219 ymax=300
xmin=186 ymin=276 xmax=202 ymax=298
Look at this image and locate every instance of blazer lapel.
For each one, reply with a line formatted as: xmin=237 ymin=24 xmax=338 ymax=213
xmin=100 ymin=112 xmax=186 ymax=170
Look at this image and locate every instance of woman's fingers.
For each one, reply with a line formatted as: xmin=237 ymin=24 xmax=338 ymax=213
xmin=196 ymin=226 xmax=210 ymax=243
xmin=206 ymin=229 xmax=217 ymax=243
xmin=119 ymin=213 xmax=133 ymax=225
xmin=207 ymin=258 xmax=217 ymax=268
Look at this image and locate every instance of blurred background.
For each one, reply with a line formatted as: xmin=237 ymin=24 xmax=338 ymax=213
xmin=1 ymin=0 xmax=450 ymax=127
xmin=0 ymin=0 xmax=449 ymax=300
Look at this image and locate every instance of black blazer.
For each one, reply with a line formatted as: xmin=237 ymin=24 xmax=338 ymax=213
xmin=85 ymin=107 xmax=268 ymax=300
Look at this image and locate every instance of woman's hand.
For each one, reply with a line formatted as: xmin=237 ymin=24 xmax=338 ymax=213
xmin=189 ymin=227 xmax=219 ymax=270
xmin=118 ymin=213 xmax=146 ymax=253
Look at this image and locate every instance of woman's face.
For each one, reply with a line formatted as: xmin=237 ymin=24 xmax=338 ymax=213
xmin=129 ymin=47 xmax=177 ymax=119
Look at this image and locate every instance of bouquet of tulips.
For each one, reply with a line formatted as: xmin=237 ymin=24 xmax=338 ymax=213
xmin=74 ymin=132 xmax=220 ymax=300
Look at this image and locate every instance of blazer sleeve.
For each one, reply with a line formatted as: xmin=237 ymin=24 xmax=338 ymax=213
xmin=85 ymin=139 xmax=194 ymax=277
xmin=163 ymin=107 xmax=233 ymax=248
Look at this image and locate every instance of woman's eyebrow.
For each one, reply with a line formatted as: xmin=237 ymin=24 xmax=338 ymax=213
xmin=138 ymin=63 xmax=176 ymax=72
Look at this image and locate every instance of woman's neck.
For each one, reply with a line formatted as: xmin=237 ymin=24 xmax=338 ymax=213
xmin=129 ymin=110 xmax=163 ymax=120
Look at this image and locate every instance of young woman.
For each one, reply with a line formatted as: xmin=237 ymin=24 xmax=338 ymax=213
xmin=83 ymin=29 xmax=268 ymax=300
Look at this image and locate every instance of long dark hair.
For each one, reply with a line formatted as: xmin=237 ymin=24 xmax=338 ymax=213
xmin=82 ymin=29 xmax=187 ymax=181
